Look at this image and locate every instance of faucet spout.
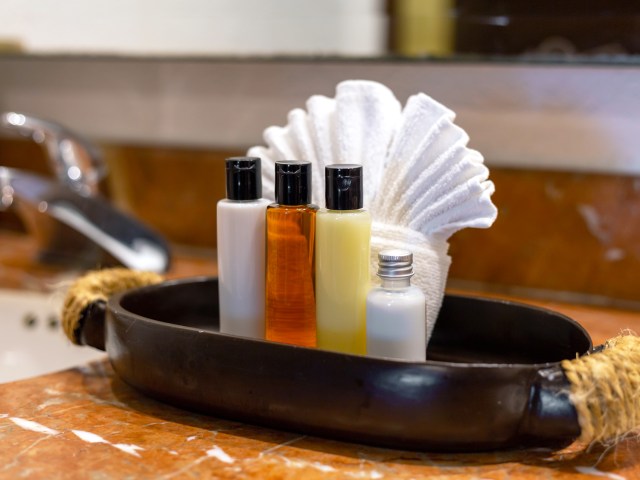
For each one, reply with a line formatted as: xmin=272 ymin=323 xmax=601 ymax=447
xmin=1 ymin=113 xmax=171 ymax=272
xmin=1 ymin=112 xmax=106 ymax=196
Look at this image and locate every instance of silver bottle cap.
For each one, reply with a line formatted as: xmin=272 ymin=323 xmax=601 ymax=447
xmin=376 ymin=249 xmax=414 ymax=279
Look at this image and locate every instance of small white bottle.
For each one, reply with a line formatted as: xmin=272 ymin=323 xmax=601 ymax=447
xmin=366 ymin=249 xmax=426 ymax=361
xmin=217 ymin=157 xmax=271 ymax=338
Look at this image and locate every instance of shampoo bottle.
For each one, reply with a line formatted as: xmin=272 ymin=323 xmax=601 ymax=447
xmin=265 ymin=160 xmax=318 ymax=347
xmin=316 ymin=164 xmax=371 ymax=354
xmin=366 ymin=249 xmax=426 ymax=361
xmin=217 ymin=157 xmax=271 ymax=338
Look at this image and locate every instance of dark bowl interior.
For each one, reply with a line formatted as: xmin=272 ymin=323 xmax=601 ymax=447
xmin=118 ymin=277 xmax=592 ymax=365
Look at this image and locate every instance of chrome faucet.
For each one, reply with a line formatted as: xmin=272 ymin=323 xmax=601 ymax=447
xmin=1 ymin=112 xmax=106 ymax=196
xmin=0 ymin=112 xmax=171 ymax=272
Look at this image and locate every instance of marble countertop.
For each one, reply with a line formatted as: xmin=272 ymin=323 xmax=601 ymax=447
xmin=2 ymin=299 xmax=639 ymax=478
xmin=1 ymin=232 xmax=640 ymax=478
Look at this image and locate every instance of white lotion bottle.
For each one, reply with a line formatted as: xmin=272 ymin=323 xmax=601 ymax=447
xmin=217 ymin=157 xmax=270 ymax=338
xmin=366 ymin=249 xmax=426 ymax=361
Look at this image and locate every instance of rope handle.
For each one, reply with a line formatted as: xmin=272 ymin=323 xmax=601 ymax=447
xmin=562 ymin=333 xmax=640 ymax=446
xmin=62 ymin=268 xmax=164 ymax=345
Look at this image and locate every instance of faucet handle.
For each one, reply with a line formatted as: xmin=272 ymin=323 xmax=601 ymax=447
xmin=1 ymin=112 xmax=106 ymax=196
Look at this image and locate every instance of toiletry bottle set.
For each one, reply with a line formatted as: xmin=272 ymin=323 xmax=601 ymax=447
xmin=217 ymin=157 xmax=426 ymax=361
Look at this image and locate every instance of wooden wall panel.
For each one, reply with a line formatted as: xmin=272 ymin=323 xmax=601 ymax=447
xmin=448 ymin=169 xmax=640 ymax=303
xmin=3 ymin=138 xmax=640 ymax=305
xmin=101 ymin=144 xmax=241 ymax=249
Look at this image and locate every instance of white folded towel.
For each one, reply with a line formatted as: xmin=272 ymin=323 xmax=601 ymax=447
xmin=248 ymin=80 xmax=497 ymax=344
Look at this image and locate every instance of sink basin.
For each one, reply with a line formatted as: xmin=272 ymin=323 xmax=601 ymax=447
xmin=0 ymin=288 xmax=106 ymax=383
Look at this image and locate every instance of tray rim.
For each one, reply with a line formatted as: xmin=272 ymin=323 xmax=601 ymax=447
xmin=107 ymin=275 xmax=593 ymax=369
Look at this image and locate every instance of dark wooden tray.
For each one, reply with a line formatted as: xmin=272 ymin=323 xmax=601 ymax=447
xmin=78 ymin=277 xmax=592 ymax=452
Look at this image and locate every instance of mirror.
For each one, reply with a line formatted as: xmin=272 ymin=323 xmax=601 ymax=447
xmin=1 ymin=0 xmax=639 ymax=63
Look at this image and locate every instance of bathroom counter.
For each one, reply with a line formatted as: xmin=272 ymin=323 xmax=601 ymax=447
xmin=1 ymin=232 xmax=640 ymax=478
xmin=2 ymin=300 xmax=640 ymax=477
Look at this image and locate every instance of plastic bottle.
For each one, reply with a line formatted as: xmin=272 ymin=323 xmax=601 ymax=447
xmin=217 ymin=157 xmax=270 ymax=338
xmin=366 ymin=249 xmax=426 ymax=361
xmin=265 ymin=160 xmax=318 ymax=347
xmin=316 ymin=164 xmax=371 ymax=354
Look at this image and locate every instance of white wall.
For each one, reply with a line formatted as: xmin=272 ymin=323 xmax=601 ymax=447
xmin=0 ymin=0 xmax=386 ymax=56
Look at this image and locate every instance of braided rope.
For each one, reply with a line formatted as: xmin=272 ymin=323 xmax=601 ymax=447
xmin=562 ymin=334 xmax=640 ymax=445
xmin=62 ymin=268 xmax=164 ymax=344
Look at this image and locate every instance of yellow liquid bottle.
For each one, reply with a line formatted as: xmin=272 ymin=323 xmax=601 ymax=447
xmin=316 ymin=164 xmax=371 ymax=355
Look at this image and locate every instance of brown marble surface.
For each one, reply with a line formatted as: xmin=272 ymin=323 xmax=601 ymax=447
xmin=0 ymin=230 xmax=217 ymax=291
xmin=1 ymin=280 xmax=640 ymax=476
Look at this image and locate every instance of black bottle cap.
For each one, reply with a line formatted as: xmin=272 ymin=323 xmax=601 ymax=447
xmin=225 ymin=157 xmax=262 ymax=201
xmin=325 ymin=164 xmax=363 ymax=210
xmin=275 ymin=160 xmax=312 ymax=205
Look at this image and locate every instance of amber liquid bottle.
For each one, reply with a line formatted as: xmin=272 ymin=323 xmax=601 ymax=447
xmin=265 ymin=160 xmax=318 ymax=347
